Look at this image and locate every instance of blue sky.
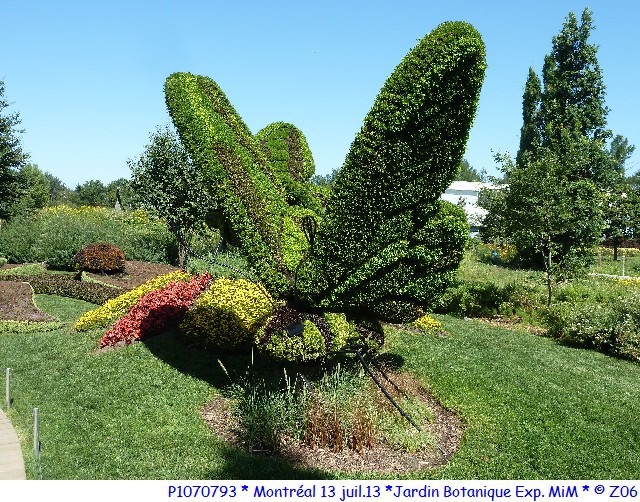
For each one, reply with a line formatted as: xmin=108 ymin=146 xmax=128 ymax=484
xmin=2 ymin=0 xmax=639 ymax=188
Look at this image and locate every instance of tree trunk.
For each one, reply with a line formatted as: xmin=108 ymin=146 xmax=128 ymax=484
xmin=614 ymin=245 xmax=618 ymax=261
xmin=546 ymin=252 xmax=553 ymax=308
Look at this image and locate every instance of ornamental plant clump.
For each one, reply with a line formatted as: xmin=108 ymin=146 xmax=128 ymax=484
xmin=163 ymin=21 xmax=486 ymax=360
xmin=100 ymin=272 xmax=212 ymax=348
xmin=74 ymin=242 xmax=126 ymax=274
xmin=74 ymin=270 xmax=191 ymax=331
xmin=179 ymin=277 xmax=276 ymax=351
xmin=255 ymin=305 xmax=383 ymax=362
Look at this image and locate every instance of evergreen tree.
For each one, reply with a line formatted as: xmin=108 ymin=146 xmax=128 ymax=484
xmin=515 ymin=68 xmax=542 ymax=167
xmin=455 ymin=158 xmax=485 ymax=182
xmin=486 ymin=9 xmax=616 ymax=286
xmin=0 ymin=80 xmax=29 ymax=219
xmin=515 ymin=9 xmax=614 ymax=188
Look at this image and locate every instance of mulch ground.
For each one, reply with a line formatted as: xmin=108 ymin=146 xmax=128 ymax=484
xmin=0 ymin=281 xmax=57 ymax=322
xmin=83 ymin=260 xmax=181 ymax=289
xmin=0 ymin=261 xmax=181 ymax=322
xmin=201 ymin=371 xmax=465 ymax=475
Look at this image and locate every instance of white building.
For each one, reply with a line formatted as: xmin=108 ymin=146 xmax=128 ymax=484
xmin=441 ymin=181 xmax=499 ymax=236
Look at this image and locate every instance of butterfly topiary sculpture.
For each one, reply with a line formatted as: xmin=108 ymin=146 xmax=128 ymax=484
xmin=164 ymin=21 xmax=486 ymax=361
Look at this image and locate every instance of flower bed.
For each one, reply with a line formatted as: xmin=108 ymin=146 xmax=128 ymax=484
xmin=100 ymin=272 xmax=212 ymax=347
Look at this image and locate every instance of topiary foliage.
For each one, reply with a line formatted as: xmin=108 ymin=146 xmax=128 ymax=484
xmin=164 ymin=73 xmax=313 ymax=298
xmin=296 ymin=22 xmax=485 ymax=320
xmin=179 ymin=277 xmax=276 ymax=351
xmin=255 ymin=122 xmax=322 ymax=213
xmin=73 ymin=242 xmax=126 ymax=274
xmin=255 ymin=304 xmax=384 ymax=363
xmin=165 ymin=21 xmax=485 ymax=337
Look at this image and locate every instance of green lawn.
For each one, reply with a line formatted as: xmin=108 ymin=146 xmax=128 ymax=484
xmin=0 ymin=295 xmax=639 ymax=479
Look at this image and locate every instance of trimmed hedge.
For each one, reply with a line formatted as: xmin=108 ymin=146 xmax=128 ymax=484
xmin=296 ymin=22 xmax=485 ymax=320
xmin=0 ymin=320 xmax=64 ymax=333
xmin=163 ymin=21 xmax=485 ymax=333
xmin=74 ymin=270 xmax=191 ymax=331
xmin=100 ymin=273 xmax=211 ymax=347
xmin=0 ymin=274 xmax=123 ymax=305
xmin=255 ymin=304 xmax=384 ymax=362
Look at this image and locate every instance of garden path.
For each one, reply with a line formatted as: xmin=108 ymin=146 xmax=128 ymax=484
xmin=0 ymin=408 xmax=26 ymax=479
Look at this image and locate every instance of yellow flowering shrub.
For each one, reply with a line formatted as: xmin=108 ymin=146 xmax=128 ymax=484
xmin=180 ymin=278 xmax=276 ymax=350
xmin=73 ymin=270 xmax=191 ymax=331
xmin=412 ymin=314 xmax=445 ymax=335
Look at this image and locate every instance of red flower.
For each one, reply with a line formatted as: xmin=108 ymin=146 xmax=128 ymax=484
xmin=100 ymin=273 xmax=212 ymax=348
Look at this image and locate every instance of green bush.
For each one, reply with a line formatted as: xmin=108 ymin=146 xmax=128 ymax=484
xmin=0 ymin=206 xmax=178 ymax=269
xmin=180 ymin=277 xmax=276 ymax=350
xmin=73 ymin=242 xmax=126 ymax=273
xmin=545 ymin=298 xmax=640 ymax=362
xmin=296 ymin=22 xmax=485 ymax=320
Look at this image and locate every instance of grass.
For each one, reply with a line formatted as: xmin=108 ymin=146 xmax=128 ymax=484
xmin=387 ymin=319 xmax=640 ymax=479
xmin=1 ymin=293 xmax=639 ymax=479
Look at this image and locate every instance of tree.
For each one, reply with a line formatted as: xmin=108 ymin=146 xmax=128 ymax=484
xmin=609 ymin=134 xmax=636 ymax=175
xmin=129 ymin=126 xmax=217 ymax=265
xmin=492 ymin=9 xmax=621 ymax=283
xmin=516 ymin=68 xmax=542 ymax=167
xmin=488 ymin=149 xmax=603 ymax=306
xmin=44 ymin=172 xmax=73 ymax=206
xmin=602 ymin=182 xmax=638 ymax=260
xmin=602 ymin=135 xmax=637 ymax=258
xmin=516 ymin=9 xmax=615 ymax=190
xmin=106 ymin=178 xmax=135 ymax=209
xmin=72 ymin=179 xmax=111 ymax=207
xmin=10 ymin=163 xmax=50 ymax=217
xmin=0 ymin=80 xmax=29 ymax=219
xmin=455 ymin=158 xmax=485 ymax=182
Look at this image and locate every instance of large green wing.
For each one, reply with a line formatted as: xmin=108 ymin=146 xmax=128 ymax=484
xmin=296 ymin=21 xmax=486 ymax=320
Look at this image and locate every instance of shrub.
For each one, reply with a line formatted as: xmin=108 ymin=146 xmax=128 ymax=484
xmin=545 ymin=298 xmax=640 ymax=362
xmin=0 ymin=205 xmax=178 ymax=269
xmin=74 ymin=242 xmax=126 ymax=274
xmin=180 ymin=277 xmax=276 ymax=350
xmin=74 ymin=270 xmax=191 ymax=331
xmin=0 ymin=320 xmax=64 ymax=333
xmin=434 ymin=279 xmax=538 ymax=318
xmin=475 ymin=242 xmax=519 ymax=265
xmin=0 ymin=263 xmax=47 ymax=276
xmin=412 ymin=314 xmax=445 ymax=335
xmin=100 ymin=273 xmax=212 ymax=347
xmin=164 ymin=72 xmax=297 ymax=297
xmin=255 ymin=122 xmax=321 ymax=212
xmin=0 ymin=273 xmax=123 ymax=305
